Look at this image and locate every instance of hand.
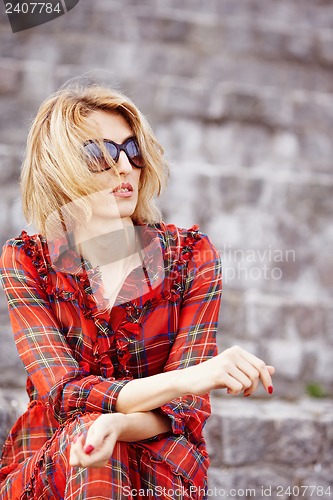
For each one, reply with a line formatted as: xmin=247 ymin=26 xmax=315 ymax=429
xmin=206 ymin=345 xmax=275 ymax=397
xmin=69 ymin=413 xmax=124 ymax=468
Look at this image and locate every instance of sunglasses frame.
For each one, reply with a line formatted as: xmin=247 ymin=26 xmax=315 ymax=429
xmin=83 ymin=136 xmax=144 ymax=171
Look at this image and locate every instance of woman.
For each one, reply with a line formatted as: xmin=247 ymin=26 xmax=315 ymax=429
xmin=0 ymin=83 xmax=275 ymax=499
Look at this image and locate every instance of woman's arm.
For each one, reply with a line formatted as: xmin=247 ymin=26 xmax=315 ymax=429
xmin=69 ymin=410 xmax=172 ymax=468
xmin=115 ymin=345 xmax=274 ymax=412
xmin=0 ymin=238 xmax=134 ymax=423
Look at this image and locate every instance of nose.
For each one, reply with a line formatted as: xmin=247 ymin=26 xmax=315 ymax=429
xmin=115 ymin=150 xmax=133 ymax=175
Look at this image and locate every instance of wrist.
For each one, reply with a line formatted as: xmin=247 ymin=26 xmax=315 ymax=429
xmin=114 ymin=412 xmax=129 ymax=440
xmin=180 ymin=360 xmax=214 ymax=396
xmin=105 ymin=412 xmax=127 ymax=440
xmin=116 ymin=411 xmax=171 ymax=442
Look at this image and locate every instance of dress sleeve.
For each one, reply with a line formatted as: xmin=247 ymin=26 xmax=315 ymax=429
xmin=158 ymin=232 xmax=222 ymax=446
xmin=0 ymin=240 xmax=132 ymax=424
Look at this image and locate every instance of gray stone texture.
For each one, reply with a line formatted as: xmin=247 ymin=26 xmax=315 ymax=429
xmin=205 ymin=397 xmax=333 ymax=497
xmin=0 ymin=0 xmax=332 ymax=491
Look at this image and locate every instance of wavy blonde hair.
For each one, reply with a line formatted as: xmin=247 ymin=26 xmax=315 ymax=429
xmin=20 ymin=81 xmax=170 ymax=237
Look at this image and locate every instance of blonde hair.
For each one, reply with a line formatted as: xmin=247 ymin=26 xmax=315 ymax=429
xmin=20 ymin=81 xmax=170 ymax=237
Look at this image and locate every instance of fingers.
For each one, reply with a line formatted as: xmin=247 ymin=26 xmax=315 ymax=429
xmin=218 ymin=346 xmax=275 ymax=396
xmin=69 ymin=433 xmax=86 ymax=467
xmin=243 ymin=378 xmax=260 ymax=397
xmin=227 ymin=364 xmax=253 ymax=394
xmin=222 ymin=373 xmax=244 ymax=395
xmin=69 ymin=428 xmax=118 ymax=469
xmin=267 ymin=365 xmax=275 ymax=376
xmin=84 ymin=415 xmax=109 ymax=455
xmin=70 ymin=433 xmax=104 ymax=468
xmin=235 ymin=347 xmax=274 ymax=394
xmin=225 ymin=361 xmax=259 ymax=396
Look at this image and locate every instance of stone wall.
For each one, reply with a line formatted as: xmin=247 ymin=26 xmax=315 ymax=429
xmin=0 ymin=0 xmax=332 ymax=494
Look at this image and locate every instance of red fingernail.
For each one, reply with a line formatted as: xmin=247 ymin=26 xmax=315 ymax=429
xmin=268 ymin=386 xmax=274 ymax=394
xmin=244 ymin=393 xmax=251 ymax=397
xmin=84 ymin=445 xmax=94 ymax=455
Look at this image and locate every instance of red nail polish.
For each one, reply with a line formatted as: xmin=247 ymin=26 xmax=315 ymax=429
xmin=84 ymin=445 xmax=94 ymax=455
xmin=244 ymin=393 xmax=251 ymax=397
xmin=268 ymin=386 xmax=274 ymax=394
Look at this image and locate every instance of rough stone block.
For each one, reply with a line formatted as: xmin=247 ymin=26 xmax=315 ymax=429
xmin=0 ymin=96 xmax=33 ymax=145
xmin=0 ymin=309 xmax=27 ymax=389
xmin=246 ymin=295 xmax=285 ymax=337
xmin=8 ymin=196 xmax=26 ymax=238
xmin=0 ymin=59 xmax=22 ymax=96
xmin=0 ymin=197 xmax=10 ymax=246
xmin=313 ymin=347 xmax=333 ymax=384
xmin=0 ymin=389 xmax=28 ymax=450
xmin=266 ymin=418 xmax=324 ymax=466
xmin=157 ymin=0 xmax=215 ymax=14
xmin=0 ymin=148 xmax=20 ymax=186
xmin=218 ymin=290 xmax=246 ymax=339
xmin=202 ymin=174 xmax=264 ymax=214
xmin=318 ymin=32 xmax=333 ymax=65
xmin=292 ymin=304 xmax=329 ymax=341
xmin=285 ymin=183 xmax=333 ymax=236
xmin=158 ymin=80 xmax=210 ymax=119
xmin=205 ymin=55 xmax=333 ymax=94
xmin=205 ymin=397 xmax=333 ymax=468
xmin=321 ymin=416 xmax=333 ymax=470
xmin=208 ymin=465 xmax=293 ymax=500
xmin=316 ymin=251 xmax=333 ymax=291
xmin=159 ymin=159 xmax=209 ymax=229
xmin=285 ymin=30 xmax=317 ymax=63
xmin=216 ymin=86 xmax=294 ymax=129
xmin=136 ymin=13 xmax=192 ymax=43
xmin=221 ymin=414 xmax=275 ymax=465
xmin=293 ymin=468 xmax=333 ymax=500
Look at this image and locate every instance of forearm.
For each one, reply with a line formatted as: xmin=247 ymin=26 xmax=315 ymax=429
xmin=118 ymin=410 xmax=172 ymax=442
xmin=115 ymin=361 xmax=213 ymax=414
xmin=115 ymin=347 xmax=276 ymax=415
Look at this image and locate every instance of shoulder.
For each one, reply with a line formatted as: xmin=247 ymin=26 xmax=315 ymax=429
xmin=149 ymin=221 xmax=220 ymax=265
xmin=0 ymin=230 xmax=47 ymax=275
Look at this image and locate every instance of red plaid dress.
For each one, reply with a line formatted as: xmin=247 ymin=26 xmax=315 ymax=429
xmin=0 ymin=220 xmax=222 ymax=500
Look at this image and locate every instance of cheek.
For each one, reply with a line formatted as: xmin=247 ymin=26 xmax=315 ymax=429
xmin=136 ymin=169 xmax=142 ymax=188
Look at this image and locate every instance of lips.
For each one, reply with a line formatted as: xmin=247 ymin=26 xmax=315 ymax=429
xmin=111 ymin=182 xmax=133 ymax=193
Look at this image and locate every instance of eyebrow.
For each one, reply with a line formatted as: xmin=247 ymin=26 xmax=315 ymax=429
xmin=102 ymin=135 xmax=135 ymax=144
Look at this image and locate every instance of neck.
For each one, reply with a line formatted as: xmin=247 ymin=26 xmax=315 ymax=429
xmin=73 ymin=217 xmax=141 ymax=269
xmin=74 ymin=216 xmax=134 ymax=245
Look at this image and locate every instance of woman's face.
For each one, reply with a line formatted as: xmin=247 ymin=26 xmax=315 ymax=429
xmin=84 ymin=110 xmax=142 ymax=223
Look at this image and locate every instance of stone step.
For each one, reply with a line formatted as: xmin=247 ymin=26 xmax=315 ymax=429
xmin=205 ymin=395 xmax=333 ymax=499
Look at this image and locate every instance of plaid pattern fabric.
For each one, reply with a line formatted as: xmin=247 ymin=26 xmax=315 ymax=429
xmin=0 ymin=221 xmax=222 ymax=499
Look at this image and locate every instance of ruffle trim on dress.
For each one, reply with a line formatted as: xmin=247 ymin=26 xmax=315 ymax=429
xmin=19 ymin=231 xmax=52 ymax=293
xmin=161 ymin=223 xmax=201 ymax=303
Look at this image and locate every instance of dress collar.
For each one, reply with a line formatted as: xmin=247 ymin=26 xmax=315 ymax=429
xmin=46 ymin=219 xmax=165 ymax=279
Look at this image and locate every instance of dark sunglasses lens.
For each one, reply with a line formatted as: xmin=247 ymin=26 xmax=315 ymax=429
xmin=126 ymin=139 xmax=144 ymax=167
xmin=84 ymin=141 xmax=118 ymax=172
xmin=84 ymin=142 xmax=103 ymax=160
xmin=104 ymin=142 xmax=118 ymax=160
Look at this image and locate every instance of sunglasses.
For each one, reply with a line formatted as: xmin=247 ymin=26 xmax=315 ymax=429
xmin=83 ymin=136 xmax=144 ymax=172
